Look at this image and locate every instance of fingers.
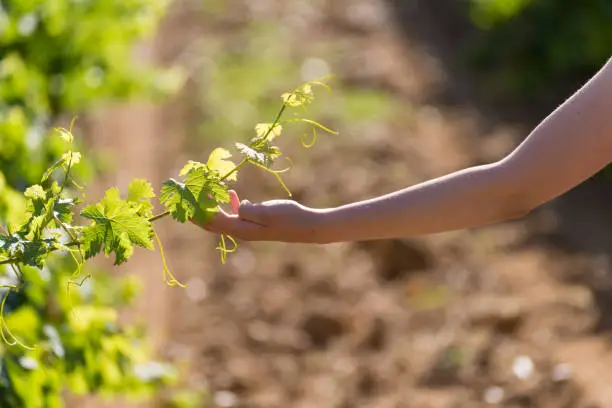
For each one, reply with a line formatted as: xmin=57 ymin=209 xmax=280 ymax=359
xmin=238 ymin=201 xmax=269 ymax=225
xmin=191 ymin=190 xmax=273 ymax=240
xmin=198 ymin=207 xmax=269 ymax=241
xmin=227 ymin=190 xmax=267 ymax=226
xmin=229 ymin=190 xmax=240 ymax=214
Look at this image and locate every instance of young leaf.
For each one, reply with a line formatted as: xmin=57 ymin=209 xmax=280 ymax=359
xmin=235 ymin=142 xmax=280 ymax=168
xmin=207 ymin=148 xmax=236 ymax=181
xmin=21 ymin=183 xmax=62 ymax=241
xmin=0 ymin=234 xmax=54 ymax=268
xmin=255 ymin=123 xmax=283 ymax=140
xmin=160 ymin=165 xmax=229 ymax=225
xmin=127 ymin=179 xmax=155 ymax=217
xmin=179 ymin=160 xmax=206 ymax=177
xmin=281 ymin=84 xmax=314 ymax=107
xmin=80 ymin=188 xmax=153 ymax=265
xmin=159 ymin=179 xmax=199 ymax=223
xmin=235 ymin=143 xmax=266 ymax=166
xmin=54 ymin=197 xmax=79 ymax=225
xmin=41 ymin=152 xmax=81 ymax=183
xmin=55 ymin=127 xmax=74 ymax=144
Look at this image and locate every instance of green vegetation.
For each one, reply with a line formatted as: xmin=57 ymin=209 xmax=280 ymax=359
xmin=0 ymin=0 xmax=183 ymax=405
xmin=2 ymin=78 xmax=336 ymax=281
xmin=466 ymin=0 xmax=611 ymax=107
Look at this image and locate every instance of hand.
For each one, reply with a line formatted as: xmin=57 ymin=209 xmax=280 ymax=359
xmin=194 ymin=190 xmax=327 ymax=243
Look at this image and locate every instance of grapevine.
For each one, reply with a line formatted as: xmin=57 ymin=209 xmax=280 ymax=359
xmin=0 ymin=78 xmax=336 ymax=346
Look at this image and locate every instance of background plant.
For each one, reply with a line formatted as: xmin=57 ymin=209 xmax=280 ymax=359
xmin=465 ymin=0 xmax=612 ymax=109
xmin=0 ymin=0 xmax=183 ymax=406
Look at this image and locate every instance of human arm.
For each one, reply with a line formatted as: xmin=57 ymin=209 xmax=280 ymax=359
xmin=200 ymin=58 xmax=612 ymax=243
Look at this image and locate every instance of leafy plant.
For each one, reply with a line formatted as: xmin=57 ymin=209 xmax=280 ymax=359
xmin=0 ymin=77 xmax=336 ymax=344
xmin=0 ymin=0 xmax=189 ymax=405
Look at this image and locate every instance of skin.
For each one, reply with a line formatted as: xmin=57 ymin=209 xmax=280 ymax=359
xmin=198 ymin=57 xmax=612 ymax=244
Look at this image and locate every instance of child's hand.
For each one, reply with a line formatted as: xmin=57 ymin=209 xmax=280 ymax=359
xmin=194 ymin=190 xmax=326 ymax=243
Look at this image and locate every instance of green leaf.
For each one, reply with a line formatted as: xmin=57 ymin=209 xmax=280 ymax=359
xmin=53 ymin=197 xmax=79 ymax=225
xmin=179 ymin=160 xmax=206 ymax=177
xmin=160 ymin=166 xmax=229 ymax=224
xmin=235 ymin=140 xmax=281 ymax=168
xmin=21 ymin=183 xmax=62 ymax=240
xmin=0 ymin=234 xmax=54 ymax=268
xmin=55 ymin=127 xmax=74 ymax=144
xmin=254 ymin=122 xmax=282 ymax=140
xmin=206 ymin=148 xmax=236 ymax=181
xmin=24 ymin=185 xmax=45 ymax=200
xmin=184 ymin=167 xmax=230 ymax=204
xmin=80 ymin=188 xmax=154 ymax=265
xmin=127 ymin=179 xmax=155 ymax=217
xmin=160 ymin=177 xmax=221 ymax=225
xmin=235 ymin=143 xmax=265 ymax=165
xmin=281 ymin=84 xmax=314 ymax=107
xmin=41 ymin=151 xmax=81 ymax=183
xmin=159 ymin=179 xmax=193 ymax=223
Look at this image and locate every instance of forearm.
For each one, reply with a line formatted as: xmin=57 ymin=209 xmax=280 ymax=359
xmin=315 ymin=162 xmax=525 ymax=243
xmin=314 ymin=57 xmax=612 ymax=244
xmin=204 ymin=58 xmax=612 ymax=244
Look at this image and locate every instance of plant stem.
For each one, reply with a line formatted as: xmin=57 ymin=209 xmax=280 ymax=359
xmin=149 ymin=211 xmax=170 ymax=222
xmin=54 ymin=215 xmax=76 ymax=242
xmin=220 ymin=158 xmax=248 ymax=182
xmin=266 ymin=104 xmax=286 ymax=139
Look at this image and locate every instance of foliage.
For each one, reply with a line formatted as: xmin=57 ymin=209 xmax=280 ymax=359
xmin=0 ymin=0 xmax=186 ymax=405
xmin=0 ymin=0 xmax=183 ymax=190
xmin=0 ymin=78 xmax=333 ymax=403
xmin=465 ymin=0 xmax=612 ymax=108
xmin=0 ymin=263 xmax=177 ymax=407
xmin=1 ymin=78 xmax=336 ymax=286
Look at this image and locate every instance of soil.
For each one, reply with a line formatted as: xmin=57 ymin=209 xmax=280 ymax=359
xmin=93 ymin=0 xmax=612 ymax=407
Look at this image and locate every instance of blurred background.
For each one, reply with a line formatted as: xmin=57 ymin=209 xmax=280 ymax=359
xmin=1 ymin=0 xmax=611 ymax=407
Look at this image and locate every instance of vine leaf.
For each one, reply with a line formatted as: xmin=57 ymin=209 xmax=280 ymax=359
xmin=282 ymin=84 xmax=314 ymax=107
xmin=80 ymin=188 xmax=154 ymax=265
xmin=255 ymin=123 xmax=283 ymax=140
xmin=0 ymin=234 xmax=54 ymax=268
xmin=235 ymin=140 xmax=281 ymax=168
xmin=54 ymin=197 xmax=79 ymax=225
xmin=235 ymin=143 xmax=266 ymax=166
xmin=41 ymin=151 xmax=81 ymax=183
xmin=21 ymin=182 xmax=61 ymax=241
xmin=207 ymin=148 xmax=237 ymax=181
xmin=127 ymin=179 xmax=155 ymax=218
xmin=159 ymin=179 xmax=200 ymax=223
xmin=160 ymin=165 xmax=229 ymax=225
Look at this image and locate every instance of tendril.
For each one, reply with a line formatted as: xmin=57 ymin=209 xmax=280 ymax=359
xmin=153 ymin=229 xmax=186 ymax=288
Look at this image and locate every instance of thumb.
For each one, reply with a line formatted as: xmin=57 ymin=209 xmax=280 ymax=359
xmin=238 ymin=200 xmax=269 ymax=226
xmin=229 ymin=190 xmax=240 ymax=214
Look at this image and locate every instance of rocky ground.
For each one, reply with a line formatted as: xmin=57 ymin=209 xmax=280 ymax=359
xmin=115 ymin=1 xmax=612 ymax=407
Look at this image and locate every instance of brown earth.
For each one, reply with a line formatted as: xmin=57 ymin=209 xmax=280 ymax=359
xmin=84 ymin=1 xmax=612 ymax=407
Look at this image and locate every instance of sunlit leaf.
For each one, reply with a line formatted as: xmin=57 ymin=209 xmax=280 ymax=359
xmin=206 ymin=148 xmax=236 ymax=180
xmin=80 ymin=188 xmax=153 ymax=265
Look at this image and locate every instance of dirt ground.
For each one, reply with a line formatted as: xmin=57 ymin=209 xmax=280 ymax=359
xmin=107 ymin=1 xmax=612 ymax=407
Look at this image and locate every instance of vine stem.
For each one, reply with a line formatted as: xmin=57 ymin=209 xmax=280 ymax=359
xmin=220 ymin=158 xmax=248 ymax=182
xmin=149 ymin=211 xmax=170 ymax=222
